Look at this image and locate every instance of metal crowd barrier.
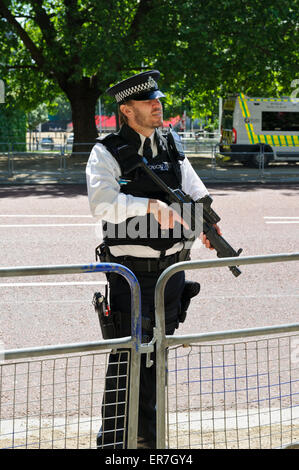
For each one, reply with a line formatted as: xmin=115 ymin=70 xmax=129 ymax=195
xmin=154 ymin=253 xmax=299 ymax=449
xmin=0 ymin=262 xmax=142 ymax=449
xmin=0 ymin=142 xmax=93 ymax=182
xmin=1 ymin=140 xmax=299 ymax=184
xmin=1 ymin=254 xmax=299 ymax=449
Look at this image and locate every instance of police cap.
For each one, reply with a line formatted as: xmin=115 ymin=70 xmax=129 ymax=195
xmin=106 ymin=70 xmax=165 ymax=104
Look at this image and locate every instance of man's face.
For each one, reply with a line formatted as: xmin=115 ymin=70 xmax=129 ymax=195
xmin=121 ymin=98 xmax=163 ymax=134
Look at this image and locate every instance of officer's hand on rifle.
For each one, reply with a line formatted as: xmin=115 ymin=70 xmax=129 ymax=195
xmin=200 ymin=224 xmax=222 ymax=250
xmin=147 ymin=199 xmax=189 ymax=231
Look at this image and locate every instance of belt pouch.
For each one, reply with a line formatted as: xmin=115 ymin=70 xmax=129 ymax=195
xmin=92 ymin=286 xmax=118 ymax=339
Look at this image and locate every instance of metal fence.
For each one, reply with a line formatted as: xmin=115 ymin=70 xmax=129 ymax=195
xmin=0 ymin=351 xmax=115 ymax=449
xmin=0 ymin=261 xmax=143 ymax=449
xmin=1 ymin=253 xmax=299 ymax=449
xmin=0 ymin=142 xmax=91 ymax=183
xmin=166 ymin=333 xmax=299 ymax=449
xmin=1 ymin=137 xmax=299 ymax=184
xmin=154 ymin=253 xmax=299 ymax=449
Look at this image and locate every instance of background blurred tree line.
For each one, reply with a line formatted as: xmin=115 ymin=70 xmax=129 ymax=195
xmin=0 ymin=0 xmax=298 ymax=150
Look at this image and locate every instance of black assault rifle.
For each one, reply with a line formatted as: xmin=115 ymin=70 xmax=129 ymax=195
xmin=118 ymin=132 xmax=242 ymax=277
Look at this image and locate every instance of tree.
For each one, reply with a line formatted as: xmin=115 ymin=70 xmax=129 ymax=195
xmin=0 ymin=0 xmax=298 ymax=152
xmin=0 ymin=0 xmax=169 ymax=151
xmin=0 ymin=105 xmax=26 ymax=148
xmin=27 ymin=102 xmax=48 ymax=150
xmin=27 ymin=102 xmax=48 ymax=131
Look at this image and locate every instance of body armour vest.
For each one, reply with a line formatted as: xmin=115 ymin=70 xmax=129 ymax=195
xmin=99 ymin=124 xmax=186 ymax=252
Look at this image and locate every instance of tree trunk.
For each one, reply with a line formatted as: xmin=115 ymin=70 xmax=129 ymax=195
xmin=69 ymin=95 xmax=98 ymax=155
xmin=64 ymin=78 xmax=101 ymax=156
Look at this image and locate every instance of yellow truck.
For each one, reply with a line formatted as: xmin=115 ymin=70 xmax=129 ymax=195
xmin=219 ymin=93 xmax=299 ymax=167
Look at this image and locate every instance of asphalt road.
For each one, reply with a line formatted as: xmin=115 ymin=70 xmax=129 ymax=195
xmin=0 ymin=182 xmax=298 ymax=351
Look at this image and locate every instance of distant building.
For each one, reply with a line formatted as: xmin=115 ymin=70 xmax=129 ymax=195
xmin=43 ymin=114 xmax=182 ymax=134
xmin=41 ymin=120 xmax=69 ymax=132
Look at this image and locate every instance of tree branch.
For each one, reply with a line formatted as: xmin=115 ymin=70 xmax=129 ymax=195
xmin=126 ymin=0 xmax=154 ymax=43
xmin=97 ymin=0 xmax=156 ymax=80
xmin=1 ymin=64 xmax=38 ymax=69
xmin=0 ymin=0 xmax=45 ymax=68
xmin=27 ymin=0 xmax=65 ymax=55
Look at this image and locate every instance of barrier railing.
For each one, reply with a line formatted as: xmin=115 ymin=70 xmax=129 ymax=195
xmin=1 ymin=140 xmax=299 ymax=183
xmin=1 ymin=254 xmax=299 ymax=449
xmin=154 ymin=252 xmax=299 ymax=449
xmin=0 ymin=262 xmax=142 ymax=449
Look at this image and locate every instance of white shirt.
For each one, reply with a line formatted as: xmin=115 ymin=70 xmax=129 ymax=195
xmin=86 ymin=131 xmax=209 ymax=257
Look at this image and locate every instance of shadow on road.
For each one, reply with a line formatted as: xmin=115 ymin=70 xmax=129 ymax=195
xmin=0 ymin=184 xmax=88 ymax=199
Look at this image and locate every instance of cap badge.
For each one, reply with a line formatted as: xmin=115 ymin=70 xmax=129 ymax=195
xmin=148 ymin=76 xmax=157 ymax=89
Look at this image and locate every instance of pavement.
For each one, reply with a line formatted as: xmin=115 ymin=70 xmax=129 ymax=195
xmin=1 ymin=152 xmax=299 ymax=185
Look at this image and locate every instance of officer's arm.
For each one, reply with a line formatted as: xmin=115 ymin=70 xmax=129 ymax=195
xmin=179 ymin=158 xmax=222 ymax=249
xmin=86 ymin=143 xmax=149 ymax=223
xmin=180 ymin=157 xmax=209 ymax=201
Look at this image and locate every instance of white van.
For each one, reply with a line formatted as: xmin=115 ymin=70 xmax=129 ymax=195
xmin=219 ymin=93 xmax=299 ymax=167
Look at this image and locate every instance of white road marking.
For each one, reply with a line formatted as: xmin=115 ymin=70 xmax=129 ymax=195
xmin=0 ymin=223 xmax=97 ymax=227
xmin=264 ymin=216 xmax=299 ymax=224
xmin=0 ymin=215 xmax=96 ymax=227
xmin=0 ymin=300 xmax=94 ymax=303
xmin=0 ymin=281 xmax=106 ymax=287
xmin=0 ymin=215 xmax=92 ymax=217
xmin=198 ymin=294 xmax=299 ymax=299
xmin=0 ymin=288 xmax=297 ymax=299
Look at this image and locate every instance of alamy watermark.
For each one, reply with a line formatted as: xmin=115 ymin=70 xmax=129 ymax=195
xmin=0 ymin=79 xmax=5 ymax=103
xmin=96 ymin=201 xmax=204 ymax=249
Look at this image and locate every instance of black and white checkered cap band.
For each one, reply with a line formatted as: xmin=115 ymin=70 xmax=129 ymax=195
xmin=115 ymin=76 xmax=157 ymax=103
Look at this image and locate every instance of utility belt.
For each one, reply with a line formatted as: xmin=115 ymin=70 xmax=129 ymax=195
xmin=92 ymin=244 xmax=199 ymax=341
xmin=95 ymin=243 xmax=190 ymax=273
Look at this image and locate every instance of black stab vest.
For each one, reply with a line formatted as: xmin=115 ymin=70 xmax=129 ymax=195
xmin=99 ymin=124 xmax=185 ymax=252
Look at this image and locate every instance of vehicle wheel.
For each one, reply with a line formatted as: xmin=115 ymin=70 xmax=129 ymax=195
xmin=244 ymin=151 xmax=272 ymax=168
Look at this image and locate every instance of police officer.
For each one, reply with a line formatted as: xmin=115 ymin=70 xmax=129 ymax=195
xmin=86 ymin=70 xmax=218 ymax=449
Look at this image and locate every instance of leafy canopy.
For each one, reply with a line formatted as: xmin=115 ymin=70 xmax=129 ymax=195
xmin=0 ymin=0 xmax=298 ymax=119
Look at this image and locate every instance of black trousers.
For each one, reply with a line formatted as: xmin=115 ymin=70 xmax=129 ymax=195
xmin=97 ymin=269 xmax=185 ymax=449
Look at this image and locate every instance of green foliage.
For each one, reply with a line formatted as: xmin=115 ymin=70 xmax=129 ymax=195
xmin=0 ymin=0 xmax=298 ymax=139
xmin=0 ymin=103 xmax=26 ymax=149
xmin=27 ymin=102 xmax=48 ymax=131
xmin=48 ymin=95 xmax=72 ymax=121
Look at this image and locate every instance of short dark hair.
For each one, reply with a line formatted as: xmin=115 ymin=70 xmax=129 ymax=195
xmin=118 ymin=100 xmax=133 ymax=126
xmin=118 ymin=105 xmax=128 ymax=126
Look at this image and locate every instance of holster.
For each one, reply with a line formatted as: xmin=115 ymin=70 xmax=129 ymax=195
xmin=179 ymin=280 xmax=201 ymax=323
xmin=92 ymin=286 xmax=121 ymax=339
xmin=95 ymin=242 xmax=108 ymax=263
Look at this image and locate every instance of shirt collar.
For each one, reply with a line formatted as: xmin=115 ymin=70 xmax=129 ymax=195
xmin=139 ymin=131 xmax=159 ymax=158
xmin=138 ymin=131 xmax=155 ymax=148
